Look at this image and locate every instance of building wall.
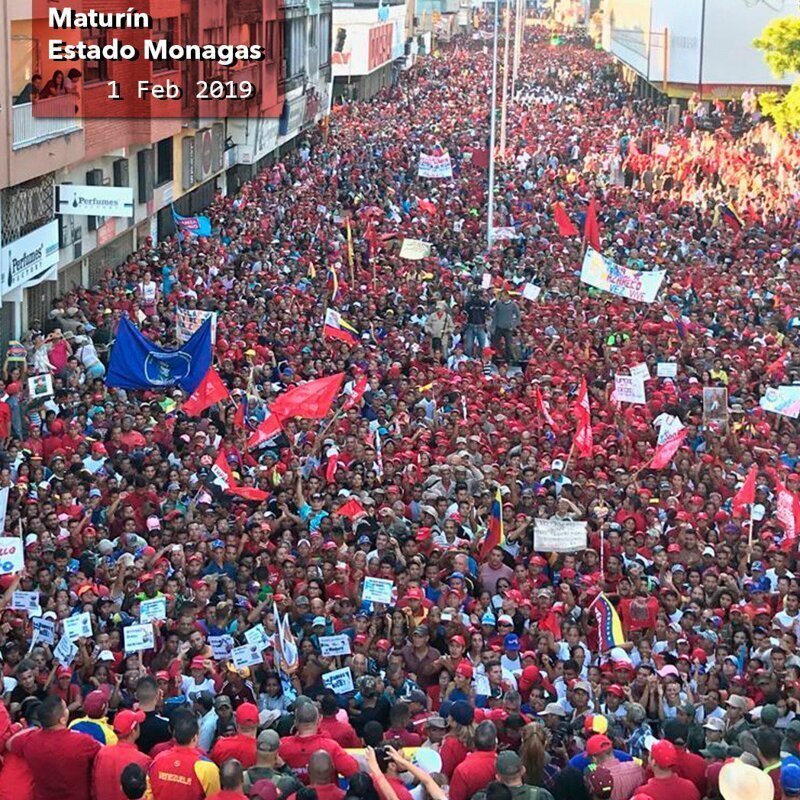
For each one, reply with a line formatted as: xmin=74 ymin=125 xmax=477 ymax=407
xmin=604 ymin=0 xmax=797 ymax=92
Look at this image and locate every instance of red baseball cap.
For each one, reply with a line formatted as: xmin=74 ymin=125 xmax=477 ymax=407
xmin=586 ymin=735 xmax=613 ymax=756
xmin=113 ymin=709 xmax=145 ymax=736
xmin=650 ymin=739 xmax=678 ymax=768
xmin=235 ymin=702 xmax=259 ymax=726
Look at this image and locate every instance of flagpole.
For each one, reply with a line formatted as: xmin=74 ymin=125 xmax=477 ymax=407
xmin=748 ymin=503 xmax=755 ymax=549
xmin=487 ymin=0 xmax=500 ymax=250
xmin=499 ymin=0 xmax=511 ymax=161
xmin=600 ymin=525 xmax=605 ymax=585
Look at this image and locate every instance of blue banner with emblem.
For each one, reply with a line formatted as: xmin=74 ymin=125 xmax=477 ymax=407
xmin=106 ymin=316 xmax=212 ymax=394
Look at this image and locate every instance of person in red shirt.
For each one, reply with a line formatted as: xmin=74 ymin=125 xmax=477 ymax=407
xmin=93 ymin=709 xmax=153 ymax=800
xmin=637 ymin=740 xmax=701 ymax=800
xmin=150 ymin=712 xmax=220 ymax=800
xmin=278 ymin=703 xmax=359 ymax=784
xmin=661 ymin=720 xmax=707 ymax=796
xmin=210 ymin=703 xmax=259 ymax=768
xmin=449 ymin=721 xmax=499 ymax=800
xmin=6 ymin=695 xmax=101 ymax=800
xmin=318 ymin=694 xmax=362 ymax=748
xmin=286 ymin=751 xmax=345 ymax=800
xmin=207 ymin=759 xmax=248 ymax=800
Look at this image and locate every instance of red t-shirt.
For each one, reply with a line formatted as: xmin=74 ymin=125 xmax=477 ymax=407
xmin=288 ymin=784 xmax=345 ymax=800
xmin=8 ymin=726 xmax=101 ymax=800
xmin=638 ymin=774 xmax=701 ymax=800
xmin=450 ymin=750 xmax=497 ymax=800
xmin=277 ymin=733 xmax=359 ymax=784
xmin=318 ymin=717 xmax=362 ymax=749
xmin=93 ymin=741 xmax=152 ymax=800
xmin=210 ymin=733 xmax=257 ymax=768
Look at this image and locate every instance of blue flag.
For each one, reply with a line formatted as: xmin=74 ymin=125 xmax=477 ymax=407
xmin=172 ymin=207 xmax=212 ymax=237
xmin=106 ymin=317 xmax=212 ymax=394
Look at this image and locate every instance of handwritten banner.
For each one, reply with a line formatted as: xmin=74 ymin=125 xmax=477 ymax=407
xmin=418 ymin=152 xmax=453 ymax=179
xmin=533 ymin=519 xmax=588 ymax=553
xmin=319 ymin=634 xmax=352 ymax=657
xmin=581 ymin=247 xmax=665 ymax=304
xmin=760 ymin=386 xmax=800 ymax=419
xmin=322 ymin=666 xmax=355 ymax=695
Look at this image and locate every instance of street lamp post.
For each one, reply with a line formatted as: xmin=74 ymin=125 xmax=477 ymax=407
xmin=487 ymin=0 xmax=500 ymax=249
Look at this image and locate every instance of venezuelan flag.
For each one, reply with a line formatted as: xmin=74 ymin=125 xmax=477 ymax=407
xmin=323 ymin=308 xmax=359 ymax=346
xmin=720 ymin=204 xmax=743 ymax=233
xmin=480 ymin=487 xmax=505 ymax=559
xmin=590 ymin=592 xmax=626 ymax=651
xmin=327 ymin=264 xmax=340 ymax=302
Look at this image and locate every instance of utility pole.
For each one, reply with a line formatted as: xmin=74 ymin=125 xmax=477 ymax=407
xmin=487 ymin=0 xmax=500 ymax=249
xmin=499 ymin=0 xmax=511 ymax=159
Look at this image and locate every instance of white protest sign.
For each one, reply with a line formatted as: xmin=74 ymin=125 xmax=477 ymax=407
xmin=581 ymin=247 xmax=666 ymax=304
xmin=54 ymin=635 xmax=78 ymax=667
xmin=0 ymin=537 xmax=24 ymax=575
xmin=244 ymin=624 xmax=271 ymax=651
xmin=124 ymin=623 xmax=155 ymax=653
xmin=32 ymin=617 xmax=56 ymax=646
xmin=140 ymin=597 xmax=167 ymax=624
xmin=614 ymin=375 xmax=646 ymax=405
xmin=630 ymin=362 xmax=650 ymax=382
xmin=522 ymin=283 xmax=541 ymax=301
xmin=657 ymin=362 xmax=678 ymax=378
xmin=319 ymin=634 xmax=352 ymax=657
xmin=760 ymin=386 xmax=800 ymax=419
xmin=362 ymin=577 xmax=394 ymax=605
xmin=480 ymin=272 xmax=492 ymax=289
xmin=231 ymin=642 xmax=263 ymax=670
xmin=418 ymin=152 xmax=453 ymax=179
xmin=63 ymin=612 xmax=92 ymax=642
xmin=209 ymin=635 xmax=235 ymax=660
xmin=11 ymin=591 xmax=40 ymax=615
xmin=0 ymin=487 xmax=10 ymax=533
xmin=399 ymin=239 xmax=432 ymax=260
xmin=322 ymin=666 xmax=355 ymax=695
xmin=533 ymin=519 xmax=588 ymax=553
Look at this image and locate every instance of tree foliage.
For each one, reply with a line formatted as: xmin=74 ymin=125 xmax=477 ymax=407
xmin=753 ymin=15 xmax=800 ymax=133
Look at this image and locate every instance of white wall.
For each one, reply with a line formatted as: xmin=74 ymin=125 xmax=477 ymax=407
xmin=606 ymin=0 xmax=795 ymax=88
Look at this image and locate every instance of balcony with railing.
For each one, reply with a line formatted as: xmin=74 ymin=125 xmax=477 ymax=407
xmin=12 ymin=95 xmax=83 ymax=150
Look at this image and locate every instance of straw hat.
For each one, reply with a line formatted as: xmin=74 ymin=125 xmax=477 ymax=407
xmin=719 ymin=759 xmax=775 ymax=800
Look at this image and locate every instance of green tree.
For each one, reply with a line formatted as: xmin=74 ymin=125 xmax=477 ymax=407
xmin=753 ymin=15 xmax=800 ymax=133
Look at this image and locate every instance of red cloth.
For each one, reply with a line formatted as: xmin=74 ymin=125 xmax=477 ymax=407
xmin=209 ymin=733 xmax=257 ymax=768
xmin=288 ymin=785 xmax=345 ymax=800
xmin=93 ymin=741 xmax=152 ymax=800
xmin=673 ymin=747 xmax=707 ymax=796
xmin=449 ymin=750 xmax=497 ymax=800
xmin=149 ymin=745 xmax=219 ymax=800
xmin=207 ymin=792 xmax=248 ymax=800
xmin=440 ymin=736 xmax=469 ymax=780
xmin=277 ymin=733 xmax=359 ymax=784
xmin=583 ymin=197 xmax=601 ymax=251
xmin=0 ymin=752 xmax=34 ymax=800
xmin=317 ymin=717 xmax=362 ymax=749
xmin=271 ymin=374 xmax=345 ymax=423
xmin=182 ymin=368 xmax=229 ymax=416
xmin=637 ymin=774 xmax=701 ymax=800
xmin=8 ymin=727 xmax=101 ymax=800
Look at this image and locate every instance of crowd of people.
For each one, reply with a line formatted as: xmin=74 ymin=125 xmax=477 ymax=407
xmin=0 ymin=15 xmax=799 ymax=800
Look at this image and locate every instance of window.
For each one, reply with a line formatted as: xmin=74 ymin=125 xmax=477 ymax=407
xmin=155 ymin=137 xmax=173 ymax=186
xmin=263 ymin=21 xmax=275 ymax=63
xmin=83 ymin=27 xmax=108 ymax=82
xmin=283 ymin=18 xmax=305 ymax=80
xmin=151 ymin=18 xmax=177 ymax=72
xmin=203 ymin=27 xmax=223 ymax=79
xmin=319 ymin=13 xmax=332 ymax=67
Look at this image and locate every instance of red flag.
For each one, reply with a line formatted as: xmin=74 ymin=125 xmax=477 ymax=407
xmin=211 ymin=452 xmax=236 ymax=488
xmin=583 ymin=197 xmax=601 ymax=252
xmin=573 ymin=377 xmax=593 ymax=458
xmin=766 ymin=351 xmax=787 ymax=378
xmin=649 ymin=416 xmax=687 ymax=469
xmin=246 ymin=413 xmax=282 ymax=450
xmin=553 ymin=202 xmax=578 ymax=237
xmin=470 ymin=148 xmax=489 ymax=168
xmin=326 ymin=446 xmax=340 ymax=483
xmin=226 ymin=486 xmax=269 ymax=502
xmin=732 ymin=465 xmax=757 ymax=517
xmin=343 ymin=375 xmax=368 ymax=411
xmin=418 ymin=199 xmax=437 ymax=217
xmin=181 ymin=368 xmax=229 ymax=416
xmin=271 ymin=373 xmax=345 ymax=423
xmin=336 ymin=497 xmax=367 ymax=520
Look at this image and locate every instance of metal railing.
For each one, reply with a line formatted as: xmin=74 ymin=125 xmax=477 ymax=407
xmin=12 ymin=95 xmax=83 ymax=150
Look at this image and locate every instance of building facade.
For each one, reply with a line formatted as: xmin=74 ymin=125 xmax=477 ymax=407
xmin=599 ymin=0 xmax=796 ymax=100
xmin=0 ymin=0 xmax=331 ymax=345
